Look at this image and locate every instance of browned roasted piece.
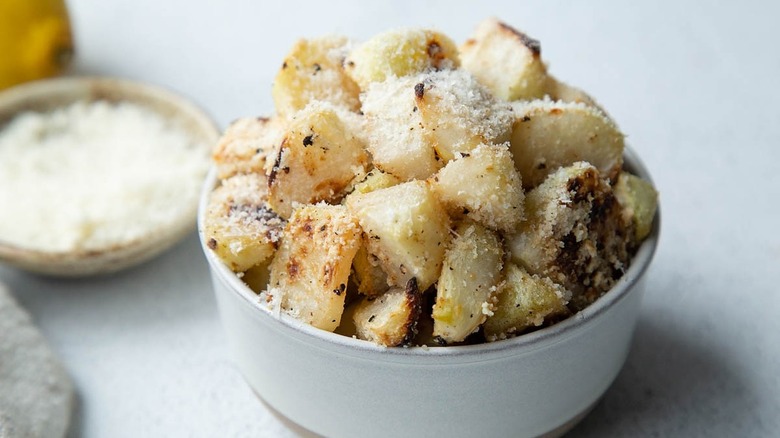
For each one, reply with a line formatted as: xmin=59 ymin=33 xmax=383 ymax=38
xmin=267 ymin=102 xmax=369 ymax=218
xmin=432 ymin=220 xmax=504 ymax=344
xmin=268 ymin=204 xmax=362 ymax=331
xmin=212 ymin=116 xmax=286 ymax=180
xmin=272 ymin=36 xmax=361 ymax=117
xmin=459 ymin=18 xmax=548 ymax=101
xmin=352 ymin=278 xmax=422 ymax=347
xmin=508 ymin=162 xmax=633 ymax=311
xmin=345 ymin=29 xmax=460 ymax=90
xmin=204 ymin=21 xmax=658 ymax=343
xmin=483 ymin=263 xmax=570 ymax=341
xmin=204 ymin=173 xmax=284 ymax=272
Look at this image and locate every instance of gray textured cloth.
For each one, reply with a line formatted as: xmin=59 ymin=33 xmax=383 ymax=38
xmin=0 ymin=282 xmax=74 ymax=438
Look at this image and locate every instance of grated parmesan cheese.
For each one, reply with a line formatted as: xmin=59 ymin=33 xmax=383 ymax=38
xmin=0 ymin=100 xmax=209 ymax=252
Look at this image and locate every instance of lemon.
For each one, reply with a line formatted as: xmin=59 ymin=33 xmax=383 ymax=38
xmin=0 ymin=0 xmax=74 ymax=90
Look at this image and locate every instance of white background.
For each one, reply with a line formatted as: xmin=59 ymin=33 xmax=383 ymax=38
xmin=2 ymin=0 xmax=779 ymax=436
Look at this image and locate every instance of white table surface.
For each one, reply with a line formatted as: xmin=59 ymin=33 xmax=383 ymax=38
xmin=2 ymin=0 xmax=779 ymax=436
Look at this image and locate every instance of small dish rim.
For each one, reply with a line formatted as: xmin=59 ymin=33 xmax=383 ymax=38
xmin=0 ymin=76 xmax=220 ymax=276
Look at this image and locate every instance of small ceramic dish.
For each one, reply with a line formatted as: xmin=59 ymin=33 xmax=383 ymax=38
xmin=0 ymin=77 xmax=219 ymax=276
xmin=199 ymin=147 xmax=659 ymax=438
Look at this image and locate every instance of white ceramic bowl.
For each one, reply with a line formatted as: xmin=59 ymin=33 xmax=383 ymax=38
xmin=199 ymin=147 xmax=660 ymax=438
xmin=0 ymin=77 xmax=219 ymax=276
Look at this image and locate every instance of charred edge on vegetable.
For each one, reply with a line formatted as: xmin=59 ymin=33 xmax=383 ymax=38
xmin=427 ymin=40 xmax=442 ymax=58
xmin=267 ymin=139 xmax=286 ymax=186
xmin=287 ymin=260 xmax=300 ymax=279
xmin=229 ymin=203 xmax=281 ymax=225
xmin=555 ymin=232 xmax=582 ymax=285
xmin=590 ymin=192 xmax=616 ymax=223
xmin=561 ymin=171 xmax=634 ymax=310
xmin=400 ymin=277 xmax=422 ymax=346
xmin=301 ymin=221 xmax=313 ymax=234
xmin=426 ymin=39 xmax=448 ymax=70
xmin=566 ymin=169 xmax=598 ymax=203
xmin=414 ymin=82 xmax=425 ymax=99
xmin=267 ymin=230 xmax=281 ymax=249
xmin=497 ymin=22 xmax=541 ymax=56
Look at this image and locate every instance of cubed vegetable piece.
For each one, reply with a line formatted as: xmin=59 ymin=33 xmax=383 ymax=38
xmin=272 ymin=36 xmax=361 ymax=117
xmin=268 ymin=204 xmax=362 ymax=331
xmin=362 ymin=70 xmax=512 ymax=180
xmin=507 ymin=162 xmax=632 ymax=310
xmin=346 ymin=181 xmax=449 ymax=290
xmin=459 ymin=18 xmax=548 ymax=101
xmin=353 ymin=278 xmax=422 ymax=347
xmin=267 ymin=102 xmax=369 ymax=218
xmin=205 ymin=173 xmax=284 ymax=272
xmin=432 ymin=221 xmax=504 ymax=344
xmin=510 ymin=100 xmax=624 ymax=188
xmin=614 ymin=171 xmax=658 ymax=241
xmin=345 ymin=28 xmax=459 ymax=89
xmin=483 ymin=263 xmax=570 ymax=342
xmin=212 ymin=116 xmax=286 ymax=180
xmin=431 ymin=143 xmax=524 ymax=233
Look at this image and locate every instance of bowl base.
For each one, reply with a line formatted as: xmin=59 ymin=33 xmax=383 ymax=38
xmin=253 ymin=390 xmax=321 ymax=437
xmin=252 ymin=386 xmax=598 ymax=438
xmin=539 ymin=399 xmax=598 ymax=438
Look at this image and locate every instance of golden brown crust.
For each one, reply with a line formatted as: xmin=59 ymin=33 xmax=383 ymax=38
xmin=353 ymin=278 xmax=422 ymax=347
xmin=205 ymin=173 xmax=285 ymax=272
xmin=203 ymin=20 xmax=654 ymax=346
xmin=509 ymin=163 xmax=633 ymax=311
xmin=458 ymin=18 xmax=548 ymax=101
xmin=272 ymin=36 xmax=361 ymax=117
xmin=268 ymin=204 xmax=361 ymax=331
xmin=212 ymin=116 xmax=286 ymax=180
xmin=267 ymin=102 xmax=369 ymax=218
xmin=483 ymin=263 xmax=570 ymax=342
xmin=399 ymin=278 xmax=423 ymax=346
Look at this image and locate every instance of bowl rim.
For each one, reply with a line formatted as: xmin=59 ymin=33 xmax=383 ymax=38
xmin=198 ymin=145 xmax=660 ymax=358
xmin=0 ymin=75 xmax=220 ymax=276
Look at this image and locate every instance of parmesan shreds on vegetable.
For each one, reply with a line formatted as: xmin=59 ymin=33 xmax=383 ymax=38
xmin=0 ymin=100 xmax=209 ymax=252
xmin=204 ymin=18 xmax=659 ymax=346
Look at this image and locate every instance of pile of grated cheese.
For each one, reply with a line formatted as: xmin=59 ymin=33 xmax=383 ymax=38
xmin=0 ymin=100 xmax=209 ymax=252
